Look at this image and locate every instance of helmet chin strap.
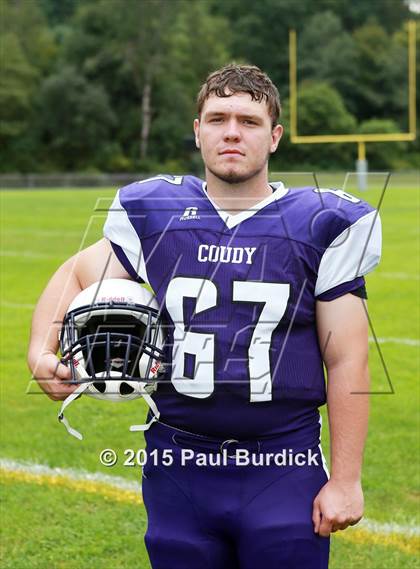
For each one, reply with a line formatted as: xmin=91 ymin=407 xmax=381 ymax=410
xmin=58 ymin=364 xmax=92 ymax=440
xmin=129 ymin=391 xmax=160 ymax=432
xmin=58 ymin=363 xmax=161 ymax=440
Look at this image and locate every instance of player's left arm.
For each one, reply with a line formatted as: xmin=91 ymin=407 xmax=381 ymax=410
xmin=313 ymin=293 xmax=370 ymax=537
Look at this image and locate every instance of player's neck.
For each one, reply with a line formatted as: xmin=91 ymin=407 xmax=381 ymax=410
xmin=205 ymin=169 xmax=272 ymax=215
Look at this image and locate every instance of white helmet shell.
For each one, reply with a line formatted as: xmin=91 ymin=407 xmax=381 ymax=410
xmin=61 ymin=279 xmax=164 ymax=401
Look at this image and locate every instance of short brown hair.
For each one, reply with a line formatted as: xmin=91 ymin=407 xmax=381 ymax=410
xmin=197 ymin=64 xmax=281 ymax=127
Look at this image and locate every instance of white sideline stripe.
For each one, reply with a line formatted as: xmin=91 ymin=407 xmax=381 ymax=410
xmin=357 ymin=518 xmax=420 ymax=538
xmin=0 ymin=458 xmax=140 ymax=493
xmin=1 ymin=457 xmax=419 ymax=538
xmin=2 ymin=301 xmax=35 ymax=310
xmin=0 ymin=250 xmax=61 ymax=259
xmin=6 ymin=229 xmax=82 ymax=238
xmin=369 ymin=337 xmax=420 ymax=347
xmin=376 ymin=272 xmax=420 ymax=281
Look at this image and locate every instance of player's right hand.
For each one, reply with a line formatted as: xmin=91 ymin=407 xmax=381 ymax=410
xmin=29 ymin=352 xmax=78 ymax=401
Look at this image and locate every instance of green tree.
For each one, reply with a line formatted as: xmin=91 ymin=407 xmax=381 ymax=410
xmin=209 ymin=0 xmax=318 ymax=100
xmin=324 ymin=0 xmax=412 ymax=33
xmin=62 ymin=0 xmax=180 ymax=161
xmin=59 ymin=0 xmax=229 ymax=170
xmin=38 ymin=0 xmax=76 ymax=25
xmin=352 ymin=21 xmax=408 ymax=121
xmin=1 ymin=0 xmax=416 ymax=172
xmin=37 ymin=67 xmax=117 ymax=170
xmin=275 ymin=84 xmax=357 ymax=170
xmin=209 ymin=0 xmax=413 ymax=103
xmin=149 ymin=1 xmax=229 ymax=166
xmin=0 ymin=33 xmax=39 ymax=171
xmin=1 ymin=0 xmax=57 ymax=74
xmin=0 ymin=0 xmax=59 ymax=171
xmin=358 ymin=118 xmax=408 ymax=168
xmin=298 ymin=12 xmax=359 ymax=115
xmin=0 ymin=33 xmax=38 ymax=140
xmin=297 ymin=82 xmax=356 ymax=135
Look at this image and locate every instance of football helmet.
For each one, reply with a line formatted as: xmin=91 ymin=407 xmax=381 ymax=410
xmin=58 ymin=279 xmax=165 ymax=439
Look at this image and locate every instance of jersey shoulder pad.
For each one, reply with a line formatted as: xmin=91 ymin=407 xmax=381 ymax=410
xmin=303 ymin=188 xmax=382 ymax=295
xmin=118 ymin=174 xmax=202 ymax=206
xmin=105 ymin=174 xmax=204 ymax=246
xmin=288 ymin=186 xmax=376 ymax=249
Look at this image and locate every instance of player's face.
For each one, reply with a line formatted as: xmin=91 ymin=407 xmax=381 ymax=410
xmin=194 ymin=92 xmax=282 ymax=184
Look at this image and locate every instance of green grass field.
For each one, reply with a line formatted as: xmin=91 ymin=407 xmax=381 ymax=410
xmin=1 ymin=172 xmax=419 ymax=568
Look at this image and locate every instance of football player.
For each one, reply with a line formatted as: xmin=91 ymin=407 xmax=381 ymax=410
xmin=28 ymin=64 xmax=381 ymax=569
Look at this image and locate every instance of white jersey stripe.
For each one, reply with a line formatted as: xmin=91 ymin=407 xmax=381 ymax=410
xmin=315 ymin=210 xmax=382 ymax=296
xmin=103 ymin=190 xmax=149 ymax=284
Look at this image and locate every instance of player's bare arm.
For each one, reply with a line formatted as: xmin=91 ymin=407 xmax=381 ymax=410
xmin=313 ymin=293 xmax=369 ymax=537
xmin=27 ymin=238 xmax=130 ymax=400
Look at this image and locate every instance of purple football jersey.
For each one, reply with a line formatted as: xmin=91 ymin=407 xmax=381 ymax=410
xmin=104 ymin=175 xmax=381 ymax=443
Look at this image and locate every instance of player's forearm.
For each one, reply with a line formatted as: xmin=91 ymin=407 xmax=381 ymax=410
xmin=326 ymin=361 xmax=370 ymax=483
xmin=27 ymin=258 xmax=82 ymax=370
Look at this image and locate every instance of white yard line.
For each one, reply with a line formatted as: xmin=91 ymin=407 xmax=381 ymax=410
xmin=375 ymin=272 xmax=420 ymax=281
xmin=357 ymin=518 xmax=420 ymax=538
xmin=1 ymin=457 xmax=419 ymax=538
xmin=0 ymin=250 xmax=61 ymax=259
xmin=5 ymin=229 xmax=82 ymax=238
xmin=369 ymin=337 xmax=420 ymax=347
xmin=1 ymin=301 xmax=35 ymax=310
xmin=0 ymin=457 xmax=140 ymax=493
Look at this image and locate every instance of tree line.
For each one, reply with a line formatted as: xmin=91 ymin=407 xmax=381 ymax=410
xmin=1 ymin=0 xmax=419 ymax=173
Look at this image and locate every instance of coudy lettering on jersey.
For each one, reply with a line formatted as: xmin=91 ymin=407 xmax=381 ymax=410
xmin=197 ymin=244 xmax=257 ymax=264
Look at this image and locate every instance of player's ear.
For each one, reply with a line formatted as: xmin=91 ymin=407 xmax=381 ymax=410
xmin=193 ymin=118 xmax=201 ymax=149
xmin=270 ymin=124 xmax=283 ymax=153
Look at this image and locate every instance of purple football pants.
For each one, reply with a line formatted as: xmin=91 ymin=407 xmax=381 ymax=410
xmin=142 ymin=421 xmax=330 ymax=569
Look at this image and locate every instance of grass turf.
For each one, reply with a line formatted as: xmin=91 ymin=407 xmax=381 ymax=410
xmin=1 ymin=171 xmax=419 ymax=567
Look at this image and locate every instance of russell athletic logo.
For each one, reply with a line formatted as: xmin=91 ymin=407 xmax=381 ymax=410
xmin=180 ymin=206 xmax=200 ymax=221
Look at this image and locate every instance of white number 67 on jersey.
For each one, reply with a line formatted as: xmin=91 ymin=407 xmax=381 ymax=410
xmin=165 ymin=277 xmax=290 ymax=403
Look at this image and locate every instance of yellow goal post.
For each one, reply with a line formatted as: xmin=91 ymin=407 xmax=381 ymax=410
xmin=288 ymin=21 xmax=417 ymax=189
